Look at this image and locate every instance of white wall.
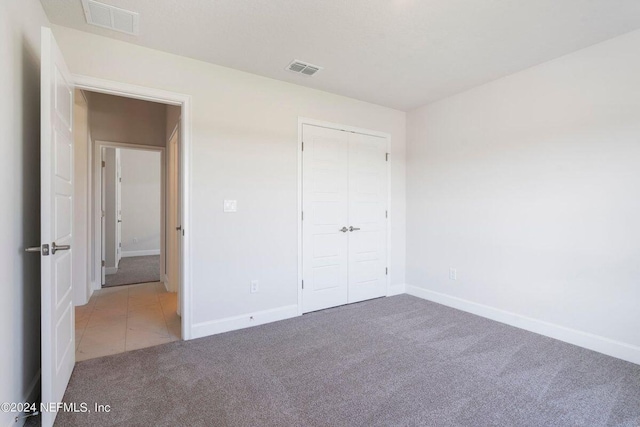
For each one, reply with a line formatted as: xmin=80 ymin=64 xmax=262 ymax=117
xmin=73 ymin=90 xmax=91 ymax=302
xmin=53 ymin=26 xmax=406 ymax=336
xmin=0 ymin=0 xmax=49 ymax=425
xmin=406 ymin=29 xmax=640 ymax=362
xmin=120 ymin=149 xmax=162 ymax=256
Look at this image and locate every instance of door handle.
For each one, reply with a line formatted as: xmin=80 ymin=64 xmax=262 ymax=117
xmin=51 ymin=242 xmax=71 ymax=255
xmin=176 ymin=226 xmax=182 ymax=231
xmin=349 ymin=226 xmax=361 ymax=232
xmin=117 ymin=219 xmax=122 ymax=223
xmin=339 ymin=227 xmax=348 ymax=233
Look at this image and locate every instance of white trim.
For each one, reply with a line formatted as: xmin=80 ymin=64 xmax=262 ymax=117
xmin=387 ymin=283 xmax=406 ymax=296
xmin=74 ymin=74 xmax=193 ymax=340
xmin=105 ymin=267 xmax=118 ymax=275
xmin=121 ymin=249 xmax=161 ymax=258
xmin=297 ymin=117 xmax=392 ymax=314
xmin=406 ymin=285 xmax=640 ymax=365
xmin=191 ymin=305 xmax=299 ymax=339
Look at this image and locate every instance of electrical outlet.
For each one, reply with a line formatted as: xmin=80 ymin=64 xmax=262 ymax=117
xmin=449 ymin=267 xmax=457 ymax=281
xmin=250 ymin=280 xmax=259 ymax=293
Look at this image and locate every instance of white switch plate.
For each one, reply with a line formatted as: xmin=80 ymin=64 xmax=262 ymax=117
xmin=223 ymin=200 xmax=237 ymax=212
xmin=449 ymin=267 xmax=457 ymax=281
xmin=250 ymin=280 xmax=259 ymax=293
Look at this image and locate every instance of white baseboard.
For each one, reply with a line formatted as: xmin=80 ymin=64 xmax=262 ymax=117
xmin=6 ymin=369 xmax=41 ymax=427
xmin=191 ymin=305 xmax=299 ymax=339
xmin=405 ymin=285 xmax=640 ymax=365
xmin=121 ymin=249 xmax=160 ymax=258
xmin=387 ymin=283 xmax=406 ymax=296
xmin=163 ymin=274 xmax=170 ymax=292
xmin=105 ymin=267 xmax=118 ymax=275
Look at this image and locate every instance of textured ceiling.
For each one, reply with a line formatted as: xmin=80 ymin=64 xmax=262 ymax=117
xmin=40 ymin=0 xmax=640 ymax=111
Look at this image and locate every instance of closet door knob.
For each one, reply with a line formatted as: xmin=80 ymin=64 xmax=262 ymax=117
xmin=349 ymin=226 xmax=360 ymax=232
xmin=339 ymin=227 xmax=348 ymax=233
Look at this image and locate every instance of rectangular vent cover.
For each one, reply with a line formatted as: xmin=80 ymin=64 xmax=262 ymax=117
xmin=82 ymin=0 xmax=139 ymax=35
xmin=286 ymin=60 xmax=323 ymax=76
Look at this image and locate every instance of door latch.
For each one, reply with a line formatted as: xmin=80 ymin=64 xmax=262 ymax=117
xmin=25 ymin=244 xmax=49 ymax=256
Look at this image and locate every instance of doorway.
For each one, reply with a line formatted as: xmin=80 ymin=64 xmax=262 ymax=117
xmin=73 ymin=90 xmax=184 ymax=361
xmin=99 ymin=145 xmax=163 ymax=288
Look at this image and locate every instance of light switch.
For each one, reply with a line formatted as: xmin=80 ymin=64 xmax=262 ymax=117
xmin=223 ymin=200 xmax=237 ymax=212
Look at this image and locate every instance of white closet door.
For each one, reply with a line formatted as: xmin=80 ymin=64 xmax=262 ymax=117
xmin=302 ymin=125 xmax=350 ymax=313
xmin=347 ymin=132 xmax=388 ymax=303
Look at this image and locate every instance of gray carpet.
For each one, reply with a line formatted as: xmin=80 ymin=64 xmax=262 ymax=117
xmin=55 ymin=295 xmax=640 ymax=426
xmin=104 ymin=255 xmax=160 ymax=287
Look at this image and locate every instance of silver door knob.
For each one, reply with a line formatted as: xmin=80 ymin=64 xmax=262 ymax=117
xmin=339 ymin=227 xmax=348 ymax=233
xmin=349 ymin=226 xmax=361 ymax=232
xmin=51 ymin=242 xmax=71 ymax=254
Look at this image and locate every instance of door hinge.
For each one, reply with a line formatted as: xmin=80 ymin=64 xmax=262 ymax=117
xmin=301 ymin=141 xmax=304 ymax=151
xmin=385 ymin=153 xmax=389 ymax=162
xmin=385 ymin=210 xmax=388 ymax=218
xmin=301 ymin=211 xmax=304 ymax=221
xmin=102 ymin=260 xmax=105 ymax=267
xmin=102 ymin=160 xmax=106 ymax=167
xmin=385 ymin=267 xmax=388 ymax=275
xmin=301 ymin=280 xmax=304 ymax=290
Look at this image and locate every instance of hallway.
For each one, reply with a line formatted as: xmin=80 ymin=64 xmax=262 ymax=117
xmin=104 ymin=255 xmax=161 ymax=287
xmin=75 ymin=282 xmax=180 ymax=361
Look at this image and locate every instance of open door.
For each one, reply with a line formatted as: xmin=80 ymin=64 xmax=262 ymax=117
xmin=40 ymin=27 xmax=75 ymax=427
xmin=116 ymin=149 xmax=122 ymax=266
xmin=168 ymin=127 xmax=180 ymax=293
xmin=100 ymin=147 xmax=106 ymax=284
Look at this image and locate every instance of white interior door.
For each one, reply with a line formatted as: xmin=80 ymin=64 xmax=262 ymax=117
xmin=40 ymin=26 xmax=75 ymax=427
xmin=347 ymin=132 xmax=388 ymax=303
xmin=302 ymin=123 xmax=388 ymax=313
xmin=302 ymin=124 xmax=349 ymax=313
xmin=168 ymin=128 xmax=180 ymax=293
xmin=115 ymin=149 xmax=122 ymax=266
xmin=100 ymin=147 xmax=106 ymax=285
xmin=176 ymin=124 xmax=183 ymax=316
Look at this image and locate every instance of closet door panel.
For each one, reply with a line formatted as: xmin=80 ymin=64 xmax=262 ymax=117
xmin=302 ymin=125 xmax=350 ymax=313
xmin=347 ymin=132 xmax=387 ymax=303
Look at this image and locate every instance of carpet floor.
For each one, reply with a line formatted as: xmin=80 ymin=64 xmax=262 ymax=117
xmin=55 ymin=295 xmax=640 ymax=426
xmin=104 ymin=255 xmax=160 ymax=287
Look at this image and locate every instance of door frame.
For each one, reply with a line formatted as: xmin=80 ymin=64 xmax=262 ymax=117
xmin=297 ymin=117 xmax=392 ymax=315
xmin=75 ymin=75 xmax=193 ymax=340
xmin=92 ymin=141 xmax=166 ymax=287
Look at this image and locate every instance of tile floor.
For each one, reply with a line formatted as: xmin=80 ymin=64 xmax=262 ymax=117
xmin=74 ymin=282 xmax=180 ymax=361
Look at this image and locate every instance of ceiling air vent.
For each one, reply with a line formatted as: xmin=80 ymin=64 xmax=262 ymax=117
xmin=286 ymin=60 xmax=323 ymax=77
xmin=81 ymin=0 xmax=139 ymax=35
